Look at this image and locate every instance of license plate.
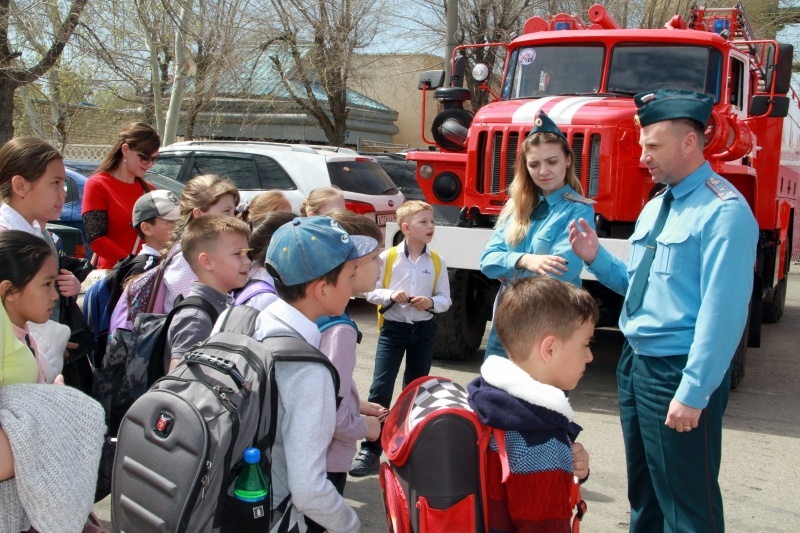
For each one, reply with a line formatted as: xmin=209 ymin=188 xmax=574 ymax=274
xmin=376 ymin=213 xmax=396 ymax=226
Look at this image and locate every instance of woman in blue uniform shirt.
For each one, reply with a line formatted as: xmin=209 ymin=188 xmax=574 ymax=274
xmin=480 ymin=110 xmax=595 ymax=359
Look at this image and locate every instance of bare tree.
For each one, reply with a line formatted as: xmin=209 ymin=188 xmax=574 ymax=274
xmin=0 ymin=0 xmax=88 ymax=144
xmin=263 ymin=0 xmax=381 ymax=145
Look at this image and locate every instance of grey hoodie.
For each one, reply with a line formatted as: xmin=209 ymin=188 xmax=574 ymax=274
xmin=253 ymin=300 xmax=360 ymax=533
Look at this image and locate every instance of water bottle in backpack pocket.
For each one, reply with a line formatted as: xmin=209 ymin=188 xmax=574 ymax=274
xmin=220 ymin=447 xmax=271 ymax=532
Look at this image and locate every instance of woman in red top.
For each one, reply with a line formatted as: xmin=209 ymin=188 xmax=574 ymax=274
xmin=82 ymin=122 xmax=160 ymax=269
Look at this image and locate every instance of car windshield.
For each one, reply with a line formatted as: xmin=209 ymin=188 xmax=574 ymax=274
xmin=607 ymin=44 xmax=721 ymax=100
xmin=327 ymin=160 xmax=399 ymax=195
xmin=503 ymin=45 xmax=605 ymax=98
xmin=148 ymin=155 xmax=188 ymax=181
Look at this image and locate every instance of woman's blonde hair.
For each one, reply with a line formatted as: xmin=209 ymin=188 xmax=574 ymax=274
xmin=0 ymin=137 xmax=63 ymax=202
xmin=496 ymin=132 xmax=582 ymax=246
xmin=241 ymin=191 xmax=291 ymax=227
xmin=171 ymin=174 xmax=240 ymax=243
xmin=300 ymin=186 xmax=344 ymax=216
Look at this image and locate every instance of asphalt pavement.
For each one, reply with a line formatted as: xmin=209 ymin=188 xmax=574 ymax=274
xmin=95 ymin=268 xmax=800 ymax=532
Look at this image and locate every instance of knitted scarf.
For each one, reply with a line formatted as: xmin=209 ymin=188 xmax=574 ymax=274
xmin=0 ymin=384 xmax=106 ymax=533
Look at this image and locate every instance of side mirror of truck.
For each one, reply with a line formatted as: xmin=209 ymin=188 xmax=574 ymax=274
xmin=764 ymin=43 xmax=793 ymax=96
xmin=418 ymin=71 xmax=446 ymax=90
xmin=750 ymin=95 xmax=790 ymax=118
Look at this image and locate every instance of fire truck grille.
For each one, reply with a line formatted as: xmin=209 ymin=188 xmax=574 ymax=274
xmin=572 ymin=134 xmax=585 ymax=185
xmin=479 ymin=128 xmax=600 ymax=199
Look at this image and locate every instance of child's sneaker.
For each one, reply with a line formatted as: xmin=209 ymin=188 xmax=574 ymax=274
xmin=349 ymin=447 xmax=380 ymax=477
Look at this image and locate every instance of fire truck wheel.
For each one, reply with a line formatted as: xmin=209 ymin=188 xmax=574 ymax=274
xmin=433 ymin=270 xmax=490 ymax=361
xmin=730 ymin=308 xmax=750 ymax=390
xmin=761 ymin=278 xmax=786 ymax=324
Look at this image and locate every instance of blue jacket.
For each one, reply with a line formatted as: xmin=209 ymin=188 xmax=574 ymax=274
xmin=480 ymin=184 xmax=595 ymax=286
xmin=588 ymin=162 xmax=758 ymax=408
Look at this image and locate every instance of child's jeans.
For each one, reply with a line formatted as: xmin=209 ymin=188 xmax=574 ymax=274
xmin=363 ymin=319 xmax=437 ymax=455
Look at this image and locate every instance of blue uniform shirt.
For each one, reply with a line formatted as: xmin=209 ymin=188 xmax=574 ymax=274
xmin=480 ymin=184 xmax=595 ymax=286
xmin=588 ymin=161 xmax=758 ymax=408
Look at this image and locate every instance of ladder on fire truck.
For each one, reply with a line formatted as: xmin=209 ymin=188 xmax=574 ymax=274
xmin=687 ymin=2 xmax=768 ymax=91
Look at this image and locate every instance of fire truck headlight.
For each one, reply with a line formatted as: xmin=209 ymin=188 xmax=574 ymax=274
xmin=433 ymin=172 xmax=462 ymax=202
xmin=420 ymin=164 xmax=434 ymax=179
xmin=472 ymin=63 xmax=490 ymax=82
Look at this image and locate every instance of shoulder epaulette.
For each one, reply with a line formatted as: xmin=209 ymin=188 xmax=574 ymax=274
xmin=705 ymin=177 xmax=738 ymax=201
xmin=563 ymin=192 xmax=597 ymax=205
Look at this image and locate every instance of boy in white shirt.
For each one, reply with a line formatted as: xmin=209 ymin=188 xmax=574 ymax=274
xmin=351 ymin=200 xmax=452 ymax=476
xmin=251 ymin=216 xmax=378 ymax=533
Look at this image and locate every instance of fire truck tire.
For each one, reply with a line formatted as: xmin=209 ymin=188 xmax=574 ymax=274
xmin=761 ymin=277 xmax=786 ymax=324
xmin=433 ymin=270 xmax=489 ymax=361
xmin=730 ymin=308 xmax=750 ymax=390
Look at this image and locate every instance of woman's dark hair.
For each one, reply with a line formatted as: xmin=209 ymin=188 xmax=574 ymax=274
xmin=97 ymin=122 xmax=161 ymax=174
xmin=0 ymin=137 xmax=63 ymax=202
xmin=250 ymin=211 xmax=298 ymax=266
xmin=0 ymin=230 xmax=55 ymax=297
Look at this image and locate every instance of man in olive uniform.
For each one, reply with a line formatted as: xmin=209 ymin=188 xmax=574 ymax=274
xmin=569 ymin=89 xmax=758 ymax=532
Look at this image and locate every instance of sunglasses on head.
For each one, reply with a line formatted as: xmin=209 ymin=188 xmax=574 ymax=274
xmin=136 ymin=150 xmax=160 ymax=165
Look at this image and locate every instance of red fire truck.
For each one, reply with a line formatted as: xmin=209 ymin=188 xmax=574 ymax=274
xmin=389 ymin=2 xmax=799 ymax=387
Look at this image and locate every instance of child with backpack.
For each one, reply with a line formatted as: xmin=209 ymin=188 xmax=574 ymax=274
xmin=251 ymin=216 xmax=378 ymax=532
xmin=165 ymin=215 xmax=251 ymax=372
xmin=162 ymin=174 xmax=240 ymax=312
xmin=311 ymin=210 xmax=386 ymax=505
xmin=107 ymin=174 xmax=239 ymax=334
xmin=84 ymin=190 xmax=180 ymax=364
xmin=467 ymin=276 xmax=596 ymax=532
xmin=352 ymin=199 xmax=452 ymax=477
xmin=129 ymin=189 xmax=181 ymax=270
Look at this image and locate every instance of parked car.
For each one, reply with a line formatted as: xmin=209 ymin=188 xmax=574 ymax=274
xmin=371 ymin=154 xmax=425 ymax=201
xmin=146 ymin=141 xmax=405 ymax=240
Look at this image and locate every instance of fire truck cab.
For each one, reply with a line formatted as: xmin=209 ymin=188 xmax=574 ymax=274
xmin=393 ymin=2 xmax=799 ymax=388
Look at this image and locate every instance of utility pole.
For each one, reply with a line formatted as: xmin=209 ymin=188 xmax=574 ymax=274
xmin=444 ymin=0 xmax=458 ymax=83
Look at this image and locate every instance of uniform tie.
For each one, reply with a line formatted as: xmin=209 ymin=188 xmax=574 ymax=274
xmin=532 ymin=198 xmax=550 ymax=220
xmin=626 ymin=190 xmax=673 ymax=315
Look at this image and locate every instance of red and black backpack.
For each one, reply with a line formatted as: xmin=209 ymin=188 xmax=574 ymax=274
xmin=379 ymin=375 xmax=586 ymax=533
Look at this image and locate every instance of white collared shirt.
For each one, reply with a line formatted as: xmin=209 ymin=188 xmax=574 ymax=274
xmin=0 ymin=203 xmax=41 ymax=235
xmin=253 ymin=298 xmax=321 ymax=348
xmin=365 ymin=240 xmax=452 ymax=324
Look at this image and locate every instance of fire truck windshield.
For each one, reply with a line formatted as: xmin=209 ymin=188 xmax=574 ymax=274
xmin=502 ymin=43 xmax=721 ymax=102
xmin=607 ymin=45 xmax=722 ymax=101
xmin=503 ymin=45 xmax=605 ymax=99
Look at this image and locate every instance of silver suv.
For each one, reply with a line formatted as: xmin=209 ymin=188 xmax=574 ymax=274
xmin=147 ymin=141 xmax=404 ymax=235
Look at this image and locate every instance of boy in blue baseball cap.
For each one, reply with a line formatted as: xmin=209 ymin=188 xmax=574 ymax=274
xmin=251 ymin=216 xmax=377 ymax=533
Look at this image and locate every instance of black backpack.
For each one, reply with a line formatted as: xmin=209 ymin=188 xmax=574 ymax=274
xmin=111 ymin=305 xmax=341 ymax=533
xmin=95 ymin=295 xmax=220 ymax=436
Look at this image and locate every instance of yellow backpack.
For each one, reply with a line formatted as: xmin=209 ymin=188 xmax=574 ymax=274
xmin=377 ymin=245 xmax=442 ymax=328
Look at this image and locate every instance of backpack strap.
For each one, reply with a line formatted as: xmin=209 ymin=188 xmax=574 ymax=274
xmin=174 ymin=295 xmax=222 ymax=325
xmin=145 ymin=295 xmax=222 ymax=386
xmin=376 ymin=245 xmax=400 ymax=329
xmin=255 ymin=335 xmax=342 ymax=453
xmin=317 ymin=313 xmax=362 ymax=344
xmin=429 ymin=249 xmax=442 ymax=290
xmin=233 ymin=278 xmax=276 ymax=306
xmin=571 ymin=477 xmax=587 ymax=532
xmin=492 ymin=427 xmax=511 ymax=483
